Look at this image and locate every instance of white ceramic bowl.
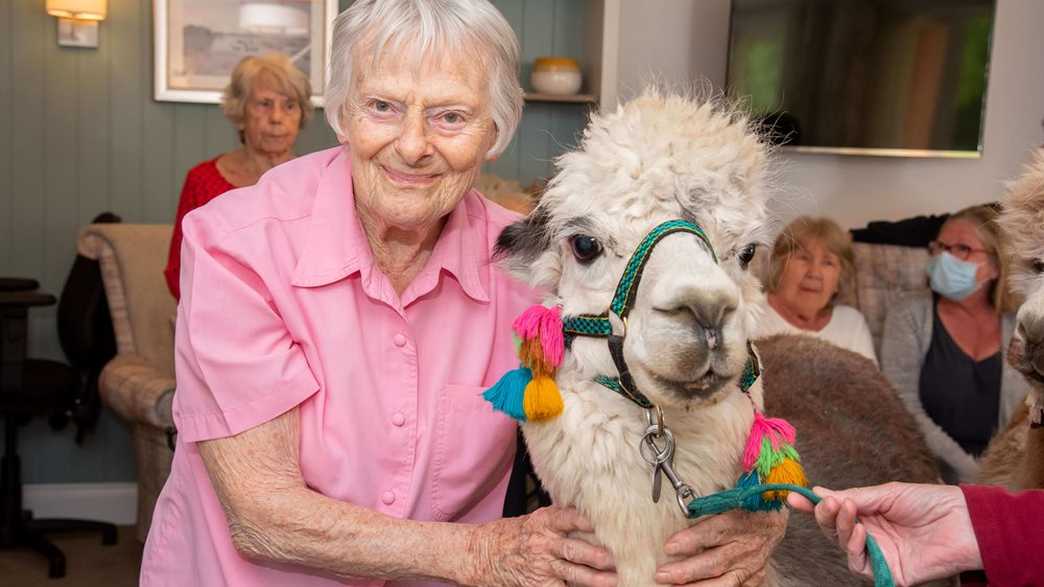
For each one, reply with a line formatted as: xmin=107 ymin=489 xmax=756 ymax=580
xmin=530 ymin=70 xmax=582 ymax=95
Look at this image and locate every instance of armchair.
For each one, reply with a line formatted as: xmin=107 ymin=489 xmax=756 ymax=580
xmin=77 ymin=224 xmax=176 ymax=542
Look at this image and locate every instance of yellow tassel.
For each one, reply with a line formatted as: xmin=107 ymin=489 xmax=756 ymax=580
xmin=763 ymin=458 xmax=808 ymax=500
xmin=523 ymin=376 xmax=564 ymax=421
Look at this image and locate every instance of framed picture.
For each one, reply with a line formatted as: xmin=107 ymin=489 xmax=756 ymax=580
xmin=57 ymin=19 xmax=100 ymax=49
xmin=154 ymin=0 xmax=338 ymax=105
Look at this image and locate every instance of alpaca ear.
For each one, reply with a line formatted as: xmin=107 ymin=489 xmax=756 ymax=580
xmin=496 ymin=208 xmax=551 ymax=262
xmin=495 ymin=208 xmax=557 ymax=282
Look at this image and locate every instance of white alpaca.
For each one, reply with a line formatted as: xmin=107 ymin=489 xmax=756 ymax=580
xmin=495 ymin=89 xmax=786 ymax=586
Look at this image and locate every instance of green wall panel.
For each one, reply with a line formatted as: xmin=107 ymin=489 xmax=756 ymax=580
xmin=0 ymin=0 xmax=589 ymax=484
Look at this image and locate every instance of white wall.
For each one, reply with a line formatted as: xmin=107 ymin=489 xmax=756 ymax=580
xmin=614 ymin=0 xmax=1044 ymax=229
xmin=617 ymin=0 xmax=730 ymax=101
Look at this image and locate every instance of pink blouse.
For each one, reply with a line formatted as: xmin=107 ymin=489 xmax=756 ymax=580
xmin=141 ymin=147 xmax=539 ymax=586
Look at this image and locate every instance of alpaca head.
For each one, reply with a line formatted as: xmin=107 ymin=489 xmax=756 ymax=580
xmin=999 ymin=149 xmax=1044 ymax=385
xmin=497 ymin=88 xmax=775 ymax=410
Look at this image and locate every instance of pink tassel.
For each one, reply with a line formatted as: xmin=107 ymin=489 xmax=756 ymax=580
xmin=742 ymin=411 xmax=797 ymax=471
xmin=512 ymin=305 xmax=564 ymax=368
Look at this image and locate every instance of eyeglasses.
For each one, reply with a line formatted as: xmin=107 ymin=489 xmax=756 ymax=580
xmin=928 ymin=240 xmax=991 ymax=260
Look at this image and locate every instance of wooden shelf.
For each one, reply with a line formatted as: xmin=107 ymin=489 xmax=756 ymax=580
xmin=524 ymin=92 xmax=598 ymax=104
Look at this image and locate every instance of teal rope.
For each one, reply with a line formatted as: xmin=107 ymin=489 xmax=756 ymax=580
xmin=688 ymin=483 xmax=895 ymax=587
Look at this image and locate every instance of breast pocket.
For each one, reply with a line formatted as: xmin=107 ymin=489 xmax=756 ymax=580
xmin=431 ymin=384 xmax=518 ymax=522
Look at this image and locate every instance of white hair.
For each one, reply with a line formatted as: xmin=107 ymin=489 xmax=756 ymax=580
xmin=324 ymin=0 xmax=524 ymax=156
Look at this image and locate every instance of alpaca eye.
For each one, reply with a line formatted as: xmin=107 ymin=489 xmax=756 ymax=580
xmin=569 ymin=235 xmax=603 ymax=264
xmin=1033 ymin=259 xmax=1044 ymax=274
xmin=737 ymin=244 xmax=757 ymax=269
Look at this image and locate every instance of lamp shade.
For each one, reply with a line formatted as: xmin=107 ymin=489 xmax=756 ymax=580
xmin=46 ymin=0 xmax=107 ymax=21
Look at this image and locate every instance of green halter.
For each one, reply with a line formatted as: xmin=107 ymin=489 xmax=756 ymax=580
xmin=560 ymin=219 xmax=759 ymax=408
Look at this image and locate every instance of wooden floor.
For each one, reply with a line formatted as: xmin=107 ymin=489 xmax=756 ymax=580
xmin=0 ymin=526 xmax=141 ymax=587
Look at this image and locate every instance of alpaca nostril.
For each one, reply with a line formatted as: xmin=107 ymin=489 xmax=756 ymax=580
xmin=692 ymin=299 xmax=737 ymax=333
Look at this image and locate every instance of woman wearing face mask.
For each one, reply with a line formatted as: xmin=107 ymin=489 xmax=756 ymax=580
xmin=755 ymin=216 xmax=877 ymax=363
xmin=881 ymin=204 xmax=1030 ymax=484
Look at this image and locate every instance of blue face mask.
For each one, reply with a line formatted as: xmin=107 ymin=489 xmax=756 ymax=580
xmin=926 ymin=252 xmax=981 ymax=301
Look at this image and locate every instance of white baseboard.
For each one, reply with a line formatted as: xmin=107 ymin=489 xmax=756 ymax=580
xmin=23 ymin=482 xmax=138 ymax=526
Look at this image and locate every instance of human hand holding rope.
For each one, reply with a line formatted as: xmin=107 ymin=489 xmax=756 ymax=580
xmin=787 ymin=483 xmax=982 ymax=587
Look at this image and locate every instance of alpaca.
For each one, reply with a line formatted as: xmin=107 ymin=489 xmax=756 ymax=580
xmin=979 ymin=149 xmax=1044 ymax=490
xmin=493 ymin=88 xmax=930 ymax=586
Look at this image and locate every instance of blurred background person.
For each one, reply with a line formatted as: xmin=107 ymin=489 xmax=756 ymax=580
xmin=756 ymin=216 xmax=877 ymax=363
xmin=880 ymin=204 xmax=1029 ymax=483
xmin=163 ymin=53 xmax=313 ymax=299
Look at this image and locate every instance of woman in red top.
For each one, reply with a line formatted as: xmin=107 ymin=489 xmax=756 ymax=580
xmin=164 ymin=53 xmax=313 ymax=299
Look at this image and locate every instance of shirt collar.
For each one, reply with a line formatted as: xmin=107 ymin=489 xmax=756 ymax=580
xmin=291 ymin=148 xmax=491 ymax=303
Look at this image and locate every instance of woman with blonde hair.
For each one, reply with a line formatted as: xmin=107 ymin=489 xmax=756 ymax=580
xmin=881 ymin=204 xmax=1030 ymax=483
xmin=163 ymin=52 xmax=313 ymax=299
xmin=755 ymin=216 xmax=877 ymax=363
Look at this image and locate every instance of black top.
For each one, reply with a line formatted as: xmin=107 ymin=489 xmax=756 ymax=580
xmin=919 ymin=300 xmax=1001 ymax=457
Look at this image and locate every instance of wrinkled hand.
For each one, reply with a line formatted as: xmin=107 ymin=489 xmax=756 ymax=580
xmin=654 ymin=508 xmax=787 ymax=586
xmin=466 ymin=506 xmax=617 ymax=587
xmin=787 ymin=483 xmax=981 ymax=586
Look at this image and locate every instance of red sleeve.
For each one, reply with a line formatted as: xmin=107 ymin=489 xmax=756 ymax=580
xmin=165 ymin=173 xmax=199 ymax=300
xmin=165 ymin=161 xmax=234 ymax=300
xmin=960 ymin=484 xmax=1044 ymax=585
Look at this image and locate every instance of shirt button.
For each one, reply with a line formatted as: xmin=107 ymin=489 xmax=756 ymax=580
xmin=381 ymin=491 xmax=396 ymax=505
xmin=393 ymin=334 xmax=407 ymax=347
xmin=391 ymin=413 xmax=406 ymax=427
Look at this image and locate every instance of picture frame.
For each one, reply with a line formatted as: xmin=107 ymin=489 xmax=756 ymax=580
xmin=57 ymin=19 xmax=100 ymax=49
xmin=153 ymin=0 xmax=338 ymax=106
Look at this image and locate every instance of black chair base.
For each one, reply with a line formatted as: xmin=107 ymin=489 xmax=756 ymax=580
xmin=2 ymin=416 xmax=118 ymax=579
xmin=0 ymin=512 xmax=118 ymax=578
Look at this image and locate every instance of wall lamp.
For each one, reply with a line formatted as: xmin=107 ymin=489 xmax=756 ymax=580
xmin=46 ymin=0 xmax=108 ymax=49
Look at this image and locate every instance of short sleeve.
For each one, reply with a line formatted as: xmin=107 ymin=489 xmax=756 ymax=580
xmin=171 ymin=211 xmax=319 ymax=442
xmin=848 ymin=308 xmax=878 ymax=365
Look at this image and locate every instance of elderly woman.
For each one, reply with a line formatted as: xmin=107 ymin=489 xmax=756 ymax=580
xmin=755 ymin=216 xmax=877 ymax=363
xmin=163 ymin=52 xmax=312 ymax=299
xmin=140 ymin=1 xmax=786 ymax=585
xmin=882 ymin=204 xmax=1030 ymax=484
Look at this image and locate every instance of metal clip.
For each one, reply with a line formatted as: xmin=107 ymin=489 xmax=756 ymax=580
xmin=638 ymin=412 xmax=696 ymax=515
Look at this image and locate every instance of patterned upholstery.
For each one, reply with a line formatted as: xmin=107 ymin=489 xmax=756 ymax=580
xmin=476 ymin=173 xmax=534 ymax=213
xmin=848 ymin=243 xmax=931 ymax=355
xmin=78 ymin=224 xmax=176 ymax=542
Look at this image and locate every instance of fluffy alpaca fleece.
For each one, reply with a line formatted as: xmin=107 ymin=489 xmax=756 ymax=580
xmin=498 ymin=88 xmax=786 ymax=585
xmin=979 ymin=149 xmax=1044 ymax=490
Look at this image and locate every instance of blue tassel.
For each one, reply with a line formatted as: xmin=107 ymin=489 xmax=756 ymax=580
xmin=736 ymin=470 xmax=782 ymax=512
xmin=483 ymin=367 xmax=532 ymax=421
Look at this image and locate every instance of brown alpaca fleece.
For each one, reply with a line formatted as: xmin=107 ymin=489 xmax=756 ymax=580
xmin=978 ymin=148 xmax=1044 ymax=491
xmin=979 ymin=403 xmax=1044 ymax=489
xmin=757 ymin=334 xmax=942 ymax=586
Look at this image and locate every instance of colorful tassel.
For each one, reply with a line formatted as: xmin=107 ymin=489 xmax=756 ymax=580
xmin=483 ymin=368 xmax=532 ymax=421
xmin=735 ymin=470 xmax=782 ymax=512
xmin=741 ymin=409 xmax=807 ymax=502
xmin=513 ymin=305 xmax=565 ymax=370
xmin=764 ymin=458 xmax=808 ymax=500
xmin=523 ymin=375 xmax=564 ymax=421
xmin=519 ymin=338 xmax=555 ymax=377
xmin=742 ymin=411 xmax=797 ymax=471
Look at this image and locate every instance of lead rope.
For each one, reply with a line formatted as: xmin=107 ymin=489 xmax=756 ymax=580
xmin=688 ymin=484 xmax=895 ymax=587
